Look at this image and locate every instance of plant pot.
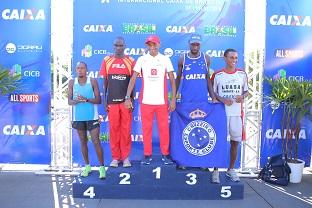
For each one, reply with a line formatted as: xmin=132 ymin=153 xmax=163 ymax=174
xmin=288 ymin=159 xmax=305 ymax=183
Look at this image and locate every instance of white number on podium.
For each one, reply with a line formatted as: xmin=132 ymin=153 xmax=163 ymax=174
xmin=152 ymin=167 xmax=161 ymax=179
xmin=83 ymin=186 xmax=95 ymax=198
xmin=119 ymin=173 xmax=131 ymax=184
xmin=185 ymin=173 xmax=197 ymax=185
xmin=220 ymin=186 xmax=232 ymax=198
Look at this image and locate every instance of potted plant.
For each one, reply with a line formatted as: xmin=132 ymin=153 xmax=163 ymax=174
xmin=0 ymin=65 xmax=21 ymax=95
xmin=266 ymin=77 xmax=312 ymax=183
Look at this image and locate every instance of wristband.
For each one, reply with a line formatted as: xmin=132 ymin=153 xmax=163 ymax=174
xmin=125 ymin=95 xmax=131 ymax=100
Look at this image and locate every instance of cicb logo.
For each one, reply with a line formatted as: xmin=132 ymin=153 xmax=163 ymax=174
xmin=166 ymin=25 xmax=195 ymax=33
xmin=83 ymin=24 xmax=113 ymax=32
xmin=81 ymin=44 xmax=107 ymax=58
xmin=270 ymin=15 xmax=311 ymax=27
xmin=3 ymin=125 xmax=46 ymax=136
xmin=81 ymin=44 xmax=92 ymax=58
xmin=2 ymin=9 xmax=45 ymax=21
xmin=24 ymin=70 xmax=40 ymax=77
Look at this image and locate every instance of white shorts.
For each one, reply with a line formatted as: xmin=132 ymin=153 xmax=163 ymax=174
xmin=227 ymin=116 xmax=242 ymax=142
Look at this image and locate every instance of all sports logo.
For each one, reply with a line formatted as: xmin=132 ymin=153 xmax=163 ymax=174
xmin=9 ymin=94 xmax=40 ymax=103
xmin=274 ymin=49 xmax=304 ymax=58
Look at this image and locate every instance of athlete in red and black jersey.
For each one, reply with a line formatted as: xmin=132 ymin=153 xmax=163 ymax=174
xmin=99 ymin=37 xmax=135 ymax=168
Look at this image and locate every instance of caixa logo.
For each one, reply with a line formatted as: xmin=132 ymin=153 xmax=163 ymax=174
xmin=166 ymin=25 xmax=195 ymax=33
xmin=131 ymin=134 xmax=143 ymax=142
xmin=124 ymin=48 xmax=146 ymax=56
xmin=266 ymin=129 xmax=306 ymax=140
xmin=3 ymin=125 xmax=46 ymax=136
xmin=205 ymin=49 xmax=225 ymax=58
xmin=1 ymin=9 xmax=45 ymax=21
xmin=270 ymin=15 xmax=311 ymax=27
xmin=83 ymin=24 xmax=113 ymax=32
xmin=87 ymin=71 xmax=99 ymax=78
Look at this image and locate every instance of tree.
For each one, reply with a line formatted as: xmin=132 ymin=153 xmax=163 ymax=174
xmin=266 ymin=77 xmax=312 ymax=162
xmin=0 ymin=65 xmax=21 ymax=95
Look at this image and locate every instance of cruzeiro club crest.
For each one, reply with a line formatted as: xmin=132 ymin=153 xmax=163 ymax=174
xmin=182 ymin=120 xmax=216 ymax=156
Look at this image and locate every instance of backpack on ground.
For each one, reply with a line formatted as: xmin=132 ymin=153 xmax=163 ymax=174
xmin=258 ymin=154 xmax=291 ymax=186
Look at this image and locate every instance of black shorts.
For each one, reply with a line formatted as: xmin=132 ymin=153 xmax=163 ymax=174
xmin=72 ymin=120 xmax=99 ymax=131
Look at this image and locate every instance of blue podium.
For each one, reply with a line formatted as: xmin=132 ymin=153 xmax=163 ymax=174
xmin=73 ymin=156 xmax=244 ymax=200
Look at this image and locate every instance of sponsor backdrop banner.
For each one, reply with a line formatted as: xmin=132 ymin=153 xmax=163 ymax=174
xmin=73 ymin=0 xmax=245 ymax=165
xmin=0 ymin=0 xmax=51 ymax=163
xmin=261 ymin=0 xmax=312 ymax=166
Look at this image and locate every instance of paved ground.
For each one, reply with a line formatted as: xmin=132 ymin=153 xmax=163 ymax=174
xmin=0 ymin=169 xmax=311 ymax=208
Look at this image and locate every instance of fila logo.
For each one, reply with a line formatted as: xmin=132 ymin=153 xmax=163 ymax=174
xmin=112 ymin=63 xmax=126 ymax=68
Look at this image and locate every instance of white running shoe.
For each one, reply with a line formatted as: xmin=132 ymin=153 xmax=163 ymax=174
xmin=212 ymin=170 xmax=220 ymax=183
xmin=226 ymin=169 xmax=240 ymax=182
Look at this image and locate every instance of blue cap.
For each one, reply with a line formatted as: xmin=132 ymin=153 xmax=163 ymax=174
xmin=189 ymin=34 xmax=202 ymax=44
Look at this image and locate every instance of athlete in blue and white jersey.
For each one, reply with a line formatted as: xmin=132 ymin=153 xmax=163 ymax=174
xmin=176 ymin=34 xmax=216 ymax=103
xmin=68 ymin=61 xmax=105 ymax=179
xmin=175 ymin=34 xmax=217 ymax=172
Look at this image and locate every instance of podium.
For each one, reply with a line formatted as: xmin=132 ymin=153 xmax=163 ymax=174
xmin=73 ymin=156 xmax=244 ymax=200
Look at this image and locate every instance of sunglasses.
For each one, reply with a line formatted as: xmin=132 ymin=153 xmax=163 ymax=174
xmin=114 ymin=44 xmax=124 ymax=47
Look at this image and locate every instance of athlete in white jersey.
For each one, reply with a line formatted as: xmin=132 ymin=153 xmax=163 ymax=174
xmin=125 ymin=35 xmax=176 ymax=165
xmin=211 ymin=49 xmax=248 ymax=183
